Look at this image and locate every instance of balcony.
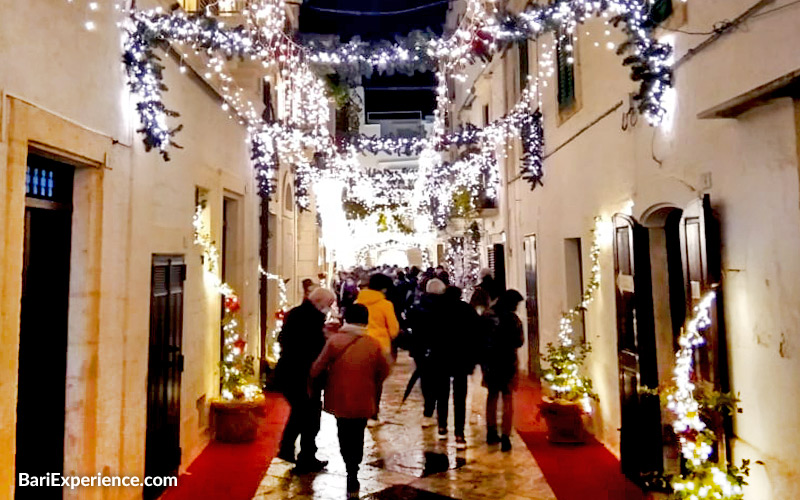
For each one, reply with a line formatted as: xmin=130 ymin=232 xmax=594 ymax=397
xmin=179 ymin=0 xmax=247 ymax=16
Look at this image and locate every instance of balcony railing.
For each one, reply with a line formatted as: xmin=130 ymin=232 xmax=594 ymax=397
xmin=180 ymin=0 xmax=247 ymax=15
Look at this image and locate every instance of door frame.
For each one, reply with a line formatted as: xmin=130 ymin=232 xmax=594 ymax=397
xmin=522 ymin=234 xmax=540 ymax=376
xmin=1 ymin=96 xmax=107 ymax=497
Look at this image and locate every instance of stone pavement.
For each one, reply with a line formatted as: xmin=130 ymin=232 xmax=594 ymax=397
xmin=252 ymin=352 xmax=557 ymax=500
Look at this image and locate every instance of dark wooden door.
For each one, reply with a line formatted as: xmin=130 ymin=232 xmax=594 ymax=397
xmin=680 ymin=195 xmax=724 ymax=386
xmin=16 ymin=157 xmax=74 ymax=500
xmin=679 ymin=195 xmax=730 ymax=461
xmin=612 ymin=214 xmax=663 ymax=483
xmin=523 ymin=235 xmax=540 ymax=375
xmin=492 ymin=244 xmax=507 ymax=292
xmin=144 ymin=256 xmax=186 ymax=500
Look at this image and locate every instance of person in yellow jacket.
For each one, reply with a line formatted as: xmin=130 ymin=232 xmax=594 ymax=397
xmin=355 ymin=273 xmax=400 ymax=421
xmin=355 ymin=273 xmax=400 ymax=359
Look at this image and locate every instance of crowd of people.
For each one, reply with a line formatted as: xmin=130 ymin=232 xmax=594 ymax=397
xmin=272 ymin=264 xmax=524 ymax=498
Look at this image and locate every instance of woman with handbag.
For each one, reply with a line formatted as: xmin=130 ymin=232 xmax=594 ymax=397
xmin=309 ymin=304 xmax=391 ymax=498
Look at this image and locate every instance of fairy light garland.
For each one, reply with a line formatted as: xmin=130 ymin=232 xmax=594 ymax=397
xmin=259 ymin=266 xmax=289 ymax=364
xmin=194 ymin=205 xmax=261 ymax=401
xmin=667 ymin=291 xmax=745 ymax=499
xmin=444 ymin=231 xmax=481 ymax=294
xmin=75 ymin=0 xmax=685 ymax=239
xmin=112 ymin=0 xmax=682 ymax=174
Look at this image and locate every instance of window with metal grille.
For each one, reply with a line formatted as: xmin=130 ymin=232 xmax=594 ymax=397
xmin=25 ymin=156 xmax=74 ymax=204
xmin=556 ymin=31 xmax=576 ymax=113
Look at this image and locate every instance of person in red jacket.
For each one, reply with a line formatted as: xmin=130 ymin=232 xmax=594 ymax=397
xmin=310 ymin=304 xmax=390 ymax=498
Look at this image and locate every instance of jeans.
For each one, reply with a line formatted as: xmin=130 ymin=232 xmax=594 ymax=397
xmin=337 ymin=417 xmax=368 ymax=474
xmin=279 ymin=389 xmax=322 ymax=462
xmin=435 ymin=373 xmax=468 ymax=436
xmin=486 ymin=387 xmax=514 ymax=436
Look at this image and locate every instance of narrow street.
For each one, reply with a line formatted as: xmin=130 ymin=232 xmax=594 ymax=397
xmin=4 ymin=1 xmax=800 ymax=499
xmin=254 ymin=352 xmax=556 ymax=500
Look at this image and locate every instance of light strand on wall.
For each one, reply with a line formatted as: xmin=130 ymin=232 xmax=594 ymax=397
xmin=194 ymin=205 xmax=261 ymax=401
xmin=259 ymin=266 xmax=289 ymax=364
xmin=667 ymin=291 xmax=746 ymax=499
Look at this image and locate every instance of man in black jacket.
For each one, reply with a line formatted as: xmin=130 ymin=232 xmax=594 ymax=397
xmin=275 ymin=287 xmax=335 ymax=472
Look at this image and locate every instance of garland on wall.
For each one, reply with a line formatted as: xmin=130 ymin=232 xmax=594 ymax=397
xmin=667 ymin=291 xmax=749 ymax=499
xmin=259 ymin=266 xmax=289 ymax=366
xmin=193 ymin=204 xmax=261 ymax=401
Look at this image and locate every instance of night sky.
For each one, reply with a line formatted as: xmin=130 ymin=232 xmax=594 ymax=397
xmin=299 ymin=0 xmax=449 ymax=117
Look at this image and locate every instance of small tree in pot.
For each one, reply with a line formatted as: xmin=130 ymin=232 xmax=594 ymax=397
xmin=539 ymin=217 xmax=602 ymax=443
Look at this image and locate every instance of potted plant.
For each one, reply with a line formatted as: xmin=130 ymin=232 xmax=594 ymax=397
xmin=210 ymin=294 xmax=265 ymax=443
xmin=539 ymin=341 xmax=598 ymax=443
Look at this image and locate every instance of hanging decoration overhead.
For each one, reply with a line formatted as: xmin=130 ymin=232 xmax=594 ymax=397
xmin=74 ymin=0 xmax=685 ymax=228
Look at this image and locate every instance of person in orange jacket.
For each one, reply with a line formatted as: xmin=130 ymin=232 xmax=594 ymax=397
xmin=355 ymin=273 xmax=400 ymax=360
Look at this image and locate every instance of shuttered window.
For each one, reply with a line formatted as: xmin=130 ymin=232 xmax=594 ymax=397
xmin=556 ymin=32 xmax=576 ymax=113
xmin=646 ymin=0 xmax=673 ymax=27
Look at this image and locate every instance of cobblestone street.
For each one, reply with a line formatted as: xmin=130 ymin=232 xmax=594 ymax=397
xmin=253 ymin=352 xmax=557 ymax=500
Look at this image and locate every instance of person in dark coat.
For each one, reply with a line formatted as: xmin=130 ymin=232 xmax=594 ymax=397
xmin=432 ymin=286 xmax=480 ymax=448
xmin=406 ymin=278 xmax=447 ymax=427
xmin=275 ymin=287 xmax=335 ymax=471
xmin=309 ymin=304 xmax=390 ymax=498
xmin=476 ymin=268 xmax=501 ymax=303
xmin=481 ymin=289 xmax=524 ymax=452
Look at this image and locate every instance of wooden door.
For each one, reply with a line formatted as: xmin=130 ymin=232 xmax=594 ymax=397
xmin=612 ymin=214 xmax=663 ymax=482
xmin=16 ymin=157 xmax=74 ymax=499
xmin=680 ymin=195 xmax=725 ymax=386
xmin=679 ymin=195 xmax=730 ymax=460
xmin=523 ymin=235 xmax=540 ymax=375
xmin=492 ymin=244 xmax=507 ymax=292
xmin=144 ymin=256 xmax=186 ymax=500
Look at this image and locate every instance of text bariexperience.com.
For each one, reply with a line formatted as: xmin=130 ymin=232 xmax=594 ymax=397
xmin=18 ymin=472 xmax=177 ymax=489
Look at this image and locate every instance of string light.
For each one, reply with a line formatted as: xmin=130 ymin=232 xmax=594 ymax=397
xmin=112 ymin=0 xmax=682 ymax=198
xmin=666 ymin=291 xmax=746 ymax=499
xmin=259 ymin=266 xmax=289 ymax=365
xmin=194 ymin=204 xmax=260 ymax=401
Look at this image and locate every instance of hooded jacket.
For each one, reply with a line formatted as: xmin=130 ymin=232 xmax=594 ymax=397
xmin=310 ymin=324 xmax=391 ymax=419
xmin=355 ymin=289 xmax=400 ymax=356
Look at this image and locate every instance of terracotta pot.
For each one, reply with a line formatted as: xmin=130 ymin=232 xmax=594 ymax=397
xmin=538 ymin=397 xmax=588 ymax=444
xmin=211 ymin=396 xmax=266 ymax=443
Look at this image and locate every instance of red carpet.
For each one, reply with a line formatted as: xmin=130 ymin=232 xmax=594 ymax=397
xmin=160 ymin=392 xmax=290 ymax=500
xmin=514 ymin=380 xmax=647 ymax=500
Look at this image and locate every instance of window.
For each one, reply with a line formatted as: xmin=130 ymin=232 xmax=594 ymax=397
xmin=482 ymin=104 xmax=490 ymax=126
xmin=262 ymin=80 xmax=275 ymax=123
xmin=556 ymin=31 xmax=577 ymax=114
xmin=646 ymin=0 xmax=673 ymax=27
xmin=518 ymin=40 xmax=530 ymax=94
xmin=283 ymin=181 xmax=293 ymax=213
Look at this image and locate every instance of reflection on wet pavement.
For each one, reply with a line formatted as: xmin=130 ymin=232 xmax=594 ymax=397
xmin=363 ymin=485 xmax=458 ymax=500
xmin=252 ymin=352 xmax=556 ymax=500
xmin=368 ymin=451 xmax=467 ymax=478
